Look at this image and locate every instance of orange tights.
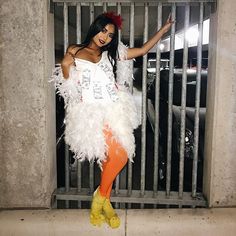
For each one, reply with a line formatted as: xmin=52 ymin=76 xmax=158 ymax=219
xmin=99 ymin=128 xmax=128 ymax=199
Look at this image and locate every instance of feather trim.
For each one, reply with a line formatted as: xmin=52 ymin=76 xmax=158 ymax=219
xmin=117 ymin=42 xmax=134 ymax=92
xmin=50 ymin=65 xmax=82 ymax=107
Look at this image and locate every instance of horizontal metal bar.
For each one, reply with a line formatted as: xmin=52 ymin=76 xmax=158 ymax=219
xmin=53 ymin=0 xmax=216 ymax=3
xmin=54 ymin=188 xmax=207 ymax=206
xmin=53 ymin=1 xmax=216 ymax=8
xmin=55 ymin=3 xmax=213 ymax=8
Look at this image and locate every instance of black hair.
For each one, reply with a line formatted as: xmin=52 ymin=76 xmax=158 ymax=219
xmin=71 ymin=13 xmax=119 ymax=78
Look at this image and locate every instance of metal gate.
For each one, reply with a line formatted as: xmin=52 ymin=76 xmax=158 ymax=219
xmin=51 ymin=0 xmax=216 ymax=209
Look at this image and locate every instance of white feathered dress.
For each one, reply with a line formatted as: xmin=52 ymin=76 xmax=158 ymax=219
xmin=52 ymin=43 xmax=140 ymax=166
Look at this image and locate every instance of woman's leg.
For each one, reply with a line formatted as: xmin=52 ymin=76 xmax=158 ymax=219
xmin=99 ymin=128 xmax=128 ymax=228
xmin=99 ymin=129 xmax=128 ymax=198
xmin=104 ymin=184 xmax=112 ymax=199
xmin=90 ymin=128 xmax=128 ymax=228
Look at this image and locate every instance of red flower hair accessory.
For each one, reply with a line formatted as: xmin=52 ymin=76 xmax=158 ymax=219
xmin=104 ymin=11 xmax=123 ymax=29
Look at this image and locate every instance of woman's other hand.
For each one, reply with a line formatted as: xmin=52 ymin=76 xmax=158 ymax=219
xmin=161 ymin=14 xmax=175 ymax=34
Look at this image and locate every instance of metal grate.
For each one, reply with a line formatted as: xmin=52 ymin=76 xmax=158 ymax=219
xmin=52 ymin=0 xmax=216 ymax=209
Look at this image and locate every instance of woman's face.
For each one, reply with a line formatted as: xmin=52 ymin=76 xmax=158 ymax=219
xmin=93 ymin=24 xmax=115 ymax=47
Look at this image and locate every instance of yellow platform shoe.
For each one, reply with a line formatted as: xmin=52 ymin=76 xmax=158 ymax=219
xmin=90 ymin=188 xmax=106 ymax=227
xmin=103 ymin=198 xmax=120 ymax=229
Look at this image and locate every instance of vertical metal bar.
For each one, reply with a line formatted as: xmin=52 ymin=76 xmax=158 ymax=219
xmin=179 ymin=3 xmax=190 ymax=198
xmin=166 ymin=4 xmax=176 ymax=196
xmin=76 ymin=3 xmax=82 ymax=209
xmin=89 ymin=2 xmax=94 ymax=193
xmin=64 ymin=2 xmax=70 ymax=209
xmin=117 ymin=2 xmax=121 ymax=42
xmin=140 ymin=3 xmax=149 ymax=208
xmin=89 ymin=2 xmax=94 ymax=25
xmin=76 ymin=2 xmax=81 ymax=44
xmin=127 ymin=2 xmax=135 ymax=209
xmin=192 ymin=2 xmax=204 ymax=197
xmin=129 ymin=3 xmax=135 ymax=49
xmin=115 ymin=2 xmax=122 ymax=209
xmin=129 ymin=2 xmax=135 ymax=93
xmin=52 ymin=195 xmax=57 ymax=209
xmin=65 ymin=146 xmax=70 ymax=208
xmin=63 ymin=3 xmax=69 ymax=53
xmin=77 ymin=161 xmax=82 ymax=208
xmin=153 ymin=2 xmax=162 ymax=199
xmin=103 ymin=2 xmax=107 ymax=12
xmin=49 ymin=0 xmax=54 ymax=14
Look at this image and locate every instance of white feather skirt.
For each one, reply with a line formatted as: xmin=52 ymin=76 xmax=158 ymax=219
xmin=65 ymin=90 xmax=139 ymax=166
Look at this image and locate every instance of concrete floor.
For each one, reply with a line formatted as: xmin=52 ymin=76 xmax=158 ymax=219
xmin=0 ymin=208 xmax=236 ymax=236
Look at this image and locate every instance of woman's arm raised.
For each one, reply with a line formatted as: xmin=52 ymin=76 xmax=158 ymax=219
xmin=126 ymin=15 xmax=174 ymax=60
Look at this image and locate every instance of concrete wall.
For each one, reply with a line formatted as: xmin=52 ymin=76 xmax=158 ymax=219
xmin=203 ymin=0 xmax=236 ymax=206
xmin=0 ymin=0 xmax=56 ymax=208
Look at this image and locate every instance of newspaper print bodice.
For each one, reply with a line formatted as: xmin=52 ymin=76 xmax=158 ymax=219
xmin=74 ymin=51 xmax=119 ymax=104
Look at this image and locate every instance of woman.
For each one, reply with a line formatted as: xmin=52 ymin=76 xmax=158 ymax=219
xmin=53 ymin=12 xmax=173 ymax=228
